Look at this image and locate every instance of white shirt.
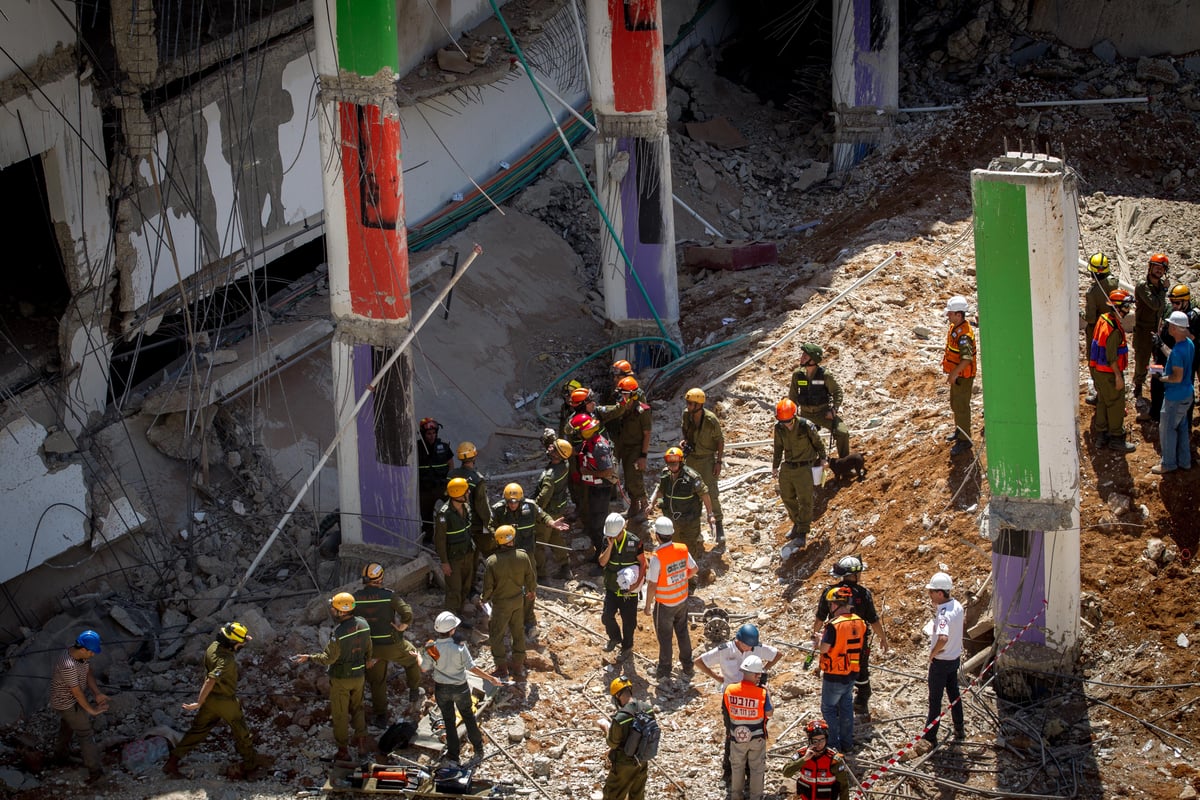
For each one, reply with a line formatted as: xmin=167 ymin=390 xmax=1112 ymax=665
xmin=929 ymin=598 xmax=964 ymax=660
xmin=698 ymin=640 xmax=780 ymax=691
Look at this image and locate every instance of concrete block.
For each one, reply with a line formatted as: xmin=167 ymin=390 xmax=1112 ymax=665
xmin=682 ymin=241 xmax=779 ymax=272
xmin=1012 ymin=41 xmax=1050 ymax=66
xmin=1091 ymin=39 xmax=1117 ymax=65
xmin=1136 ymin=57 xmax=1180 ymax=86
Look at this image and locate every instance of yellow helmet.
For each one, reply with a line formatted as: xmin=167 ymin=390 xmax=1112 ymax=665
xmin=222 ymin=621 xmax=251 ymax=644
xmin=331 ymin=592 xmax=356 ymax=613
xmin=362 ymin=562 xmax=384 ymax=582
xmin=1169 ymin=284 xmax=1191 ymax=304
xmin=456 ymin=441 xmax=477 ymax=461
xmin=553 ymin=439 xmax=573 ymax=459
xmin=685 ymin=388 xmax=706 ymax=404
xmin=664 ymin=447 xmax=685 ymax=463
xmin=1088 ymin=252 xmax=1110 ymax=274
xmin=503 ymin=483 xmax=524 ymax=502
xmin=446 ymin=477 xmax=469 ymax=499
xmin=610 ymin=676 xmax=633 ymax=697
xmin=494 ymin=525 xmax=517 ymax=546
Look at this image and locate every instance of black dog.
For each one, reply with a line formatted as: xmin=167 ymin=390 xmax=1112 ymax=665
xmin=827 ymin=453 xmax=867 ymax=483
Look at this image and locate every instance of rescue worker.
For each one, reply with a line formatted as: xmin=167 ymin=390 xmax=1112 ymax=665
xmin=557 ymin=379 xmax=584 ymax=435
xmin=657 ymin=447 xmax=715 ymax=560
xmin=417 ymin=418 xmax=453 ymax=541
xmin=942 ymin=295 xmax=977 ymax=456
xmin=481 ymin=525 xmax=537 ymax=680
xmin=1084 ymin=251 xmax=1120 ymax=405
xmin=562 ymin=384 xmax=594 ymax=517
xmin=421 ymin=612 xmax=505 ymax=766
xmin=355 ymin=563 xmax=420 ymax=727
xmin=771 ymin=398 xmax=826 ymax=548
xmin=1149 ymin=284 xmax=1200 ymax=425
xmin=818 ymin=587 xmax=865 ymax=753
xmin=782 ymin=719 xmax=851 ymax=800
xmin=535 ymin=439 xmax=573 ymax=521
xmin=919 ymin=572 xmax=965 ymax=753
xmin=680 ymin=387 xmax=726 ymax=543
xmin=603 ymin=375 xmax=653 ymax=520
xmin=1089 ymin=289 xmax=1137 ymax=453
xmin=1133 ymin=254 xmax=1170 ymax=399
xmin=293 ymin=593 xmax=373 ymax=761
xmin=576 ymin=413 xmax=617 ymax=563
xmin=434 ymin=477 xmax=476 ymax=615
xmin=49 ymin=629 xmax=108 ymax=784
xmin=599 ymin=512 xmax=647 ymax=658
xmin=598 ymin=677 xmax=654 ymax=800
xmin=1150 ymin=310 xmax=1195 ymax=474
xmin=491 ymin=483 xmax=569 ymax=584
xmin=643 ymin=517 xmax=698 ymax=681
xmin=165 ymin=622 xmax=270 ymax=780
xmin=723 ymin=654 xmax=772 ymax=800
xmin=448 ymin=441 xmax=491 ymax=594
xmin=813 ymin=556 xmax=889 ymax=719
xmin=789 ymin=343 xmax=850 ymax=459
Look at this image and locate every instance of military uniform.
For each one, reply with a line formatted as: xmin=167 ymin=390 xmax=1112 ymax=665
xmin=449 ymin=464 xmax=491 ymax=570
xmin=681 ymin=407 xmax=724 ymax=527
xmin=482 ymin=546 xmax=537 ymax=673
xmin=789 ymin=365 xmax=850 ymax=458
xmin=1134 ymin=276 xmax=1169 ymax=392
xmin=602 ymin=699 xmax=654 ymax=800
xmin=170 ymin=641 xmax=259 ymax=768
xmin=417 ymin=436 xmax=453 ymax=539
xmin=602 ymin=529 xmax=644 ymax=652
xmin=535 ymin=457 xmax=571 ymax=518
xmin=579 ymin=432 xmax=616 ymax=560
xmin=1089 ymin=311 xmax=1129 ymax=441
xmin=1084 ymin=272 xmax=1120 ymax=342
xmin=491 ymin=498 xmax=559 ymax=579
xmin=657 ymin=464 xmax=709 ymax=555
xmin=942 ymin=320 xmax=977 ymax=444
xmin=772 ymin=418 xmax=826 ymax=539
xmin=434 ymin=498 xmax=475 ymax=614
xmin=603 ymin=393 xmax=653 ymax=506
xmin=308 ymin=616 xmax=372 ymax=749
xmin=782 ymin=745 xmax=851 ymax=800
xmin=355 ymin=583 xmax=420 ymax=719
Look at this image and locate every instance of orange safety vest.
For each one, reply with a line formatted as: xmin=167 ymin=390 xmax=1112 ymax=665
xmin=819 ymin=614 xmax=866 ymax=676
xmin=652 ymin=543 xmax=691 ymax=606
xmin=1088 ymin=313 xmax=1128 ymax=374
xmin=941 ymin=321 xmax=976 ymax=378
xmin=793 ymin=748 xmax=845 ymax=800
xmin=723 ymin=680 xmax=767 ymax=738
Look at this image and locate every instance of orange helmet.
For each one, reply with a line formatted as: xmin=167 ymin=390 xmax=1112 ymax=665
xmin=1108 ymin=289 xmax=1133 ymax=309
xmin=1149 ymin=253 xmax=1169 ymax=266
xmin=775 ymin=398 xmax=797 ymax=421
xmin=664 ymin=447 xmax=685 ymax=463
xmin=617 ymin=376 xmax=639 ymax=393
xmin=580 ymin=417 xmax=601 ymax=438
xmin=612 ymin=359 xmax=633 ymax=376
xmin=570 ymin=387 xmax=592 ymax=406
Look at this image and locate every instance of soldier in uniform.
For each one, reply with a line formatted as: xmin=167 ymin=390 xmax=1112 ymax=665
xmin=293 ymin=593 xmax=373 ymax=761
xmin=434 ymin=478 xmax=476 ymax=615
xmin=943 ymin=296 xmax=978 ymax=456
xmin=771 ymin=399 xmax=827 ymax=548
xmin=680 ymin=388 xmax=726 ymax=544
xmin=562 ymin=385 xmax=595 ymax=519
xmin=788 ymin=343 xmax=849 ymax=459
xmin=1133 ymin=254 xmax=1170 ymax=400
xmin=448 ymin=441 xmax=492 ymax=593
xmin=1083 ymin=252 xmax=1120 ymax=404
xmin=576 ymin=413 xmax=617 ymax=564
xmin=782 ymin=720 xmax=851 ymax=800
xmin=491 ymin=483 xmax=568 ymax=635
xmin=481 ymin=525 xmax=537 ymax=680
xmin=535 ymin=439 xmax=573 ymax=521
xmin=657 ymin=447 xmax=715 ymax=560
xmin=599 ymin=512 xmax=646 ymax=658
xmin=600 ymin=367 xmax=653 ymax=520
xmin=417 ymin=418 xmax=453 ymax=542
xmin=355 ymin=563 xmax=421 ymax=727
xmin=598 ymin=677 xmax=655 ymax=800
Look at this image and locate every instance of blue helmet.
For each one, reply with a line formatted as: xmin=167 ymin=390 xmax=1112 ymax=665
xmin=736 ymin=624 xmax=759 ymax=648
xmin=76 ymin=630 xmax=102 ymax=654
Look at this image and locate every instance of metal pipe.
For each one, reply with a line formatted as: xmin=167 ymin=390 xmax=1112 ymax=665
xmin=1015 ymin=96 xmax=1149 ymax=108
xmin=898 ymin=105 xmax=959 ymax=113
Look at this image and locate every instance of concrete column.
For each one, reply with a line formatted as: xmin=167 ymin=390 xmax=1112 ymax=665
xmin=831 ymin=0 xmax=899 ymax=171
xmin=314 ymin=0 xmax=419 ymax=550
xmin=971 ymin=153 xmax=1081 ymax=694
xmin=587 ymin=0 xmax=680 ymax=352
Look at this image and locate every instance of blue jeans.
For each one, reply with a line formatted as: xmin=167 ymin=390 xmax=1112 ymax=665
xmin=820 ymin=677 xmax=855 ymax=752
xmin=1159 ymin=397 xmax=1192 ymax=470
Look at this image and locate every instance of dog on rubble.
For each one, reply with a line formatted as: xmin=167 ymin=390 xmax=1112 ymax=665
xmin=826 ymin=452 xmax=867 ymax=483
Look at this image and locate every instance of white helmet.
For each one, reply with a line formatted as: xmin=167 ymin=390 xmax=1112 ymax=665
xmin=740 ymin=654 xmax=765 ymax=674
xmin=926 ymin=572 xmax=953 ymax=592
xmin=1168 ymin=310 xmax=1190 ymax=328
xmin=946 ymin=296 xmax=969 ymax=314
xmin=653 ymin=516 xmax=675 ymax=539
xmin=434 ymin=611 xmax=461 ymax=633
xmin=617 ymin=566 xmax=641 ymax=591
xmin=604 ymin=513 xmax=626 ymax=538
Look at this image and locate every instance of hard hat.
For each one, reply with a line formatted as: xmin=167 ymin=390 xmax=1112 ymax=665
xmin=570 ymin=412 xmax=592 ymax=430
xmin=579 ymin=417 xmax=601 ymax=438
xmin=1108 ymin=289 xmax=1133 ymax=309
xmin=494 ymin=525 xmax=517 ymax=546
xmin=945 ymin=295 xmax=970 ymax=314
xmin=800 ymin=342 xmax=824 ymax=362
xmin=775 ymin=398 xmax=797 ymax=421
xmin=363 ymin=562 xmax=385 ymax=581
xmin=609 ymin=676 xmax=633 ymax=697
xmin=446 ymin=477 xmax=469 ymax=499
xmin=617 ymin=566 xmax=641 ymax=591
xmin=664 ymin=447 xmax=685 ymax=463
xmin=736 ymin=624 xmax=760 ymax=648
xmin=685 ymin=388 xmax=706 ymax=404
xmin=331 ymin=592 xmax=357 ymax=612
xmin=75 ymin=630 xmax=102 ymax=654
xmin=806 ymin=719 xmax=830 ymax=738
xmin=434 ymin=611 xmax=461 ymax=634
xmin=612 ymin=359 xmax=633 ymax=376
xmin=1167 ymin=310 xmax=1190 ymax=328
xmin=570 ymin=387 xmax=592 ymax=406
xmin=604 ymin=513 xmax=626 ymax=538
xmin=825 ymin=586 xmax=853 ymax=605
xmin=653 ymin=516 xmax=675 ymax=539
xmin=503 ymin=483 xmax=524 ymax=502
xmin=419 ymin=417 xmax=440 ymax=432
xmin=831 ymin=556 xmax=866 ymax=576
xmin=1169 ymin=284 xmax=1191 ymax=303
xmin=1149 ymin=253 xmax=1169 ymax=266
xmin=563 ymin=379 xmax=582 ymax=395
xmin=740 ymin=654 xmax=765 ymax=674
xmin=926 ymin=572 xmax=953 ymax=592
xmin=553 ymin=439 xmax=573 ymax=459
xmin=456 ymin=441 xmax=477 ymax=461
xmin=1088 ymin=252 xmax=1110 ymax=273
xmin=222 ymin=621 xmax=251 ymax=644
xmin=617 ymin=376 xmax=639 ymax=393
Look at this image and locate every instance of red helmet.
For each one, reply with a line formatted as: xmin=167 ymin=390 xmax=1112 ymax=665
xmin=419 ymin=417 xmax=439 ymax=432
xmin=806 ymin=719 xmax=829 ymax=739
xmin=570 ymin=412 xmax=592 ymax=431
xmin=775 ymin=398 xmax=797 ymax=421
xmin=617 ymin=376 xmax=639 ymax=393
xmin=570 ymin=387 xmax=592 ymax=406
xmin=580 ymin=417 xmax=601 ymax=438
xmin=1149 ymin=253 xmax=1169 ymax=266
xmin=612 ymin=359 xmax=633 ymax=376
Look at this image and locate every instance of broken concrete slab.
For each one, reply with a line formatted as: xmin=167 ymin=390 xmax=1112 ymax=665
xmin=682 ymin=241 xmax=779 ymax=272
xmin=685 ymin=116 xmax=747 ymax=150
xmin=437 ymin=48 xmax=476 ymax=75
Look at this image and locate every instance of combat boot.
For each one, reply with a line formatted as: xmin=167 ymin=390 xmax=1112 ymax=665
xmin=1107 ymin=434 xmax=1137 ymax=453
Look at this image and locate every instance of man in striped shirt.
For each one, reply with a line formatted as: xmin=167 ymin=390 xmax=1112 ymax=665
xmin=49 ymin=629 xmax=108 ymax=783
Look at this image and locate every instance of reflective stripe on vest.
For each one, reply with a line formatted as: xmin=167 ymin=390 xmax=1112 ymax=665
xmin=723 ymin=681 xmax=767 ymax=736
xmin=819 ymin=614 xmax=866 ymax=676
xmin=330 ymin=618 xmax=370 ymax=678
xmin=440 ymin=503 xmax=472 ymax=552
xmin=941 ymin=321 xmax=976 ymax=378
xmin=796 ymin=750 xmax=842 ymax=800
xmin=1088 ymin=314 xmax=1128 ymax=373
xmin=606 ymin=531 xmax=641 ymax=597
xmin=793 ymin=367 xmax=831 ymax=407
xmin=662 ymin=471 xmax=700 ymax=517
xmin=353 ymin=586 xmax=397 ymax=641
xmin=653 ymin=543 xmax=690 ymax=606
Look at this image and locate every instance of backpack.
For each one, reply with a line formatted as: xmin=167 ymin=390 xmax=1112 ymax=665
xmin=622 ymin=706 xmax=661 ymax=763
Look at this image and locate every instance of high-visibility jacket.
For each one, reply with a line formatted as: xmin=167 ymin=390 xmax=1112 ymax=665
xmin=723 ymin=680 xmax=768 ymax=739
xmin=605 ymin=530 xmax=643 ymax=597
xmin=819 ymin=614 xmax=866 ymax=676
xmin=328 ymin=616 xmax=371 ymax=679
xmin=784 ymin=747 xmax=850 ymax=800
xmin=651 ymin=542 xmax=690 ymax=606
xmin=1089 ymin=313 xmax=1128 ymax=373
xmin=942 ymin=321 xmax=976 ymax=378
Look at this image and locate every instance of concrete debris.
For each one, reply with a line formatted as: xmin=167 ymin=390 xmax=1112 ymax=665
xmin=682 ymin=241 xmax=778 ymax=271
xmin=1178 ymin=634 xmax=1190 ymax=649
xmin=685 ymin=117 xmax=747 ymax=150
xmin=1135 ymin=57 xmax=1180 ymax=86
xmin=42 ymin=430 xmax=77 ymax=454
xmin=201 ymin=349 xmax=239 ymax=366
xmin=507 ymin=719 xmax=526 ymax=743
xmin=109 ymin=605 xmax=145 ymax=636
xmin=436 ymin=49 xmax=476 ymax=75
xmin=0 ymin=767 xmax=38 ymax=791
